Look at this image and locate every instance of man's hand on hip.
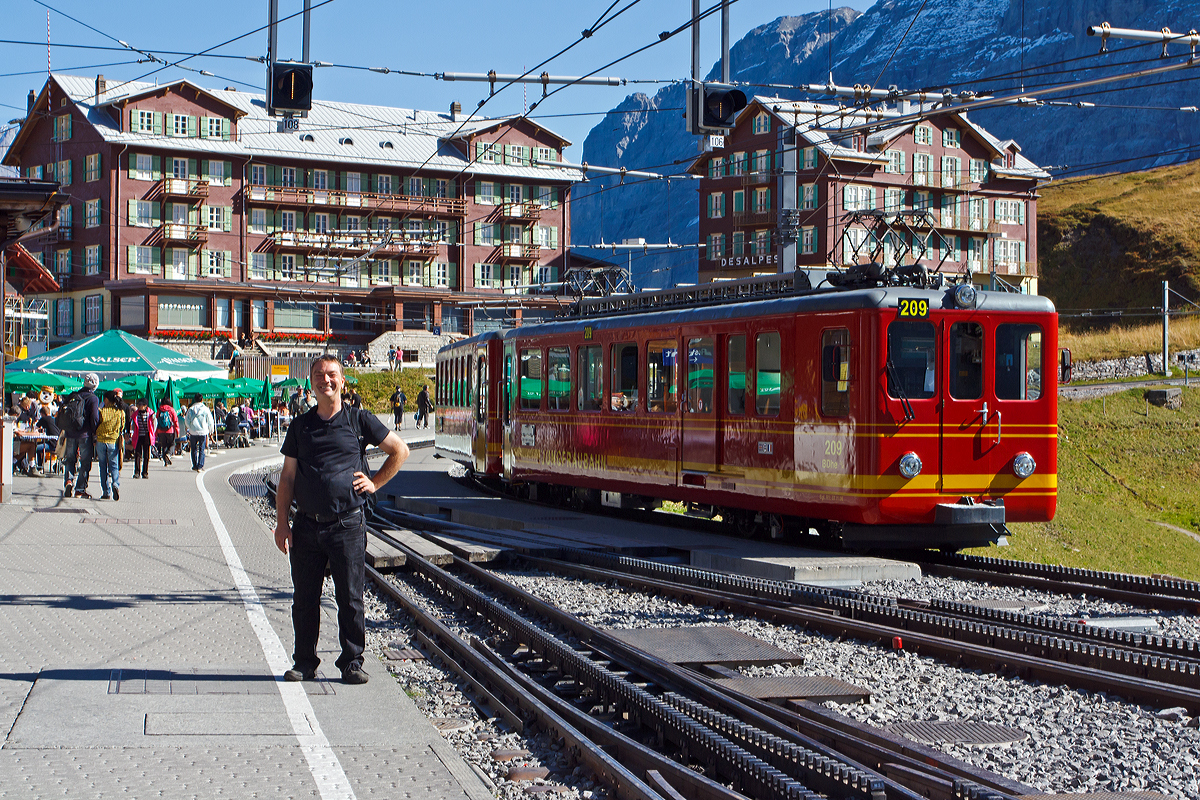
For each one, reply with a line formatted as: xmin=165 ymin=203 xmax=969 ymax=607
xmin=352 ymin=471 xmax=377 ymax=495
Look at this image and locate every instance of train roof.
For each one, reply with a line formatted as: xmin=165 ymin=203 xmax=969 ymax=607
xmin=439 ymin=287 xmax=1055 ymax=353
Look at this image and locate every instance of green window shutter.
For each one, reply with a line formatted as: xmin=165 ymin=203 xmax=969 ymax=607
xmin=764 ymin=187 xmax=771 ymax=211
xmin=223 ymin=251 xmax=232 ymax=277
xmin=223 ymin=163 xmax=232 ymax=186
xmin=474 ymin=222 xmax=483 ymax=246
xmin=474 ymin=180 xmax=483 ymax=204
xmin=153 ymin=113 xmax=163 ymax=136
xmin=198 ymin=117 xmax=209 ymax=139
xmin=1018 ymin=202 xmax=1025 ymax=225
xmin=549 ymin=227 xmax=558 ymax=248
xmin=63 ymin=160 xmax=72 ymax=184
xmin=188 ymin=206 xmax=199 ymax=226
xmin=151 ymin=201 xmax=161 ymax=222
xmin=222 ymin=207 xmax=232 ymax=232
xmin=152 ymin=156 xmax=162 ymax=180
xmin=707 ymin=194 xmax=713 ymax=218
xmin=127 ymin=199 xmax=138 ymax=225
xmin=266 ymin=210 xmax=276 ymax=233
xmin=199 ymin=204 xmax=208 ymax=226
xmin=188 ymin=116 xmax=197 ymax=137
xmin=475 ymin=142 xmax=484 ymax=161
xmin=65 ymin=115 xmax=73 ymax=139
xmin=151 ymin=247 xmax=161 ymax=269
xmin=732 ymin=191 xmax=743 ymax=213
xmin=474 ymin=263 xmax=482 ymax=285
xmin=200 ymin=160 xmax=209 ymax=180
xmin=869 ymin=188 xmax=876 ymax=210
xmin=188 ymin=252 xmax=198 ymax=278
xmin=128 ymin=152 xmax=137 ymax=179
xmin=184 ymin=158 xmax=195 ymax=179
xmin=222 ymin=118 xmax=230 ymax=140
xmin=127 ymin=245 xmax=136 ymax=273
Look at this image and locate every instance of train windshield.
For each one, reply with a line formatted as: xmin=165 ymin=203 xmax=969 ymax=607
xmin=949 ymin=322 xmax=984 ymax=400
xmin=887 ymin=321 xmax=936 ymax=399
xmin=996 ymin=324 xmax=1043 ymax=400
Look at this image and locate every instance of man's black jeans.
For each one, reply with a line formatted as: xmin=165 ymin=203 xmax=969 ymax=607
xmin=288 ymin=508 xmax=366 ymax=675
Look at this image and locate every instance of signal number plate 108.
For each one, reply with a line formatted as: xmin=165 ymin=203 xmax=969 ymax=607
xmin=898 ymin=298 xmax=930 ymax=318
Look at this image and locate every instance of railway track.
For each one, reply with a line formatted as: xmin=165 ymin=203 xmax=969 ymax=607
xmin=258 ymin=471 xmax=1194 ymax=799
xmin=366 ymin=522 xmax=1031 ymax=800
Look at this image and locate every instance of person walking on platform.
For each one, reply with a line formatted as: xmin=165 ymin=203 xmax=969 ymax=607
xmin=390 ymin=386 xmax=406 ymax=430
xmin=130 ymin=397 xmax=155 ymax=479
xmin=416 ymin=384 xmax=432 ymax=429
xmin=156 ymin=399 xmax=179 ymax=466
xmin=185 ymin=395 xmax=215 ymax=472
xmin=95 ymin=391 xmax=124 ymax=500
xmin=274 ymin=355 xmax=409 ymax=685
xmin=60 ymin=372 xmax=101 ymax=499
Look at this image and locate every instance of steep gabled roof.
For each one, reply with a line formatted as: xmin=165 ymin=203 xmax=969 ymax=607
xmin=5 ymin=74 xmax=579 ymax=183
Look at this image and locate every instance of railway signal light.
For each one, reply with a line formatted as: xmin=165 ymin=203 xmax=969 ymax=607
xmin=269 ymin=62 xmax=313 ymax=115
xmin=687 ymin=83 xmax=747 ymax=134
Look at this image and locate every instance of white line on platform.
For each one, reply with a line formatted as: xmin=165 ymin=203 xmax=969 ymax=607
xmin=197 ymin=458 xmax=357 ymax=800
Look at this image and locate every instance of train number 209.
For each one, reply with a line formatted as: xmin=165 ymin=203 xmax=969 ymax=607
xmin=898 ymin=298 xmax=930 ymax=318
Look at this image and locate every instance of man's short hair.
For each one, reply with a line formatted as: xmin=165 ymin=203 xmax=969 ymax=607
xmin=310 ymin=354 xmax=343 ymax=377
xmin=194 ymin=394 xmax=204 ymax=403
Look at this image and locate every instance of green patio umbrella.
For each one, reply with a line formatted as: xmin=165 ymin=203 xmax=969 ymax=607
xmin=5 ymin=329 xmax=226 ymax=380
xmin=184 ymin=379 xmax=237 ymax=399
xmin=3 ymin=371 xmax=83 ymax=394
xmin=163 ymin=377 xmax=181 ymax=410
xmin=302 ymin=377 xmax=311 ymax=392
xmin=277 ymin=377 xmax=301 ymax=389
xmin=97 ymin=377 xmax=148 ymax=399
xmin=254 ymin=379 xmax=273 ymax=410
xmin=343 ymin=374 xmax=358 ymax=385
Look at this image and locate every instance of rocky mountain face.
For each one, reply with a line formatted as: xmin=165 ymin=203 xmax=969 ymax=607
xmin=575 ymin=0 xmax=1200 ymax=287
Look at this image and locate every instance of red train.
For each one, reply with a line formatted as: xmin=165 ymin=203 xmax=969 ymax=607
xmin=435 ymin=277 xmax=1059 ymax=550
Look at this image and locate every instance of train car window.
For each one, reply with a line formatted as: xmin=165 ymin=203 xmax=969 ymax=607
xmin=820 ymin=329 xmax=851 ymax=417
xmin=476 ymin=355 xmax=488 ymax=423
xmin=467 ymin=354 xmax=476 ymax=408
xmin=547 ymin=348 xmax=571 ymax=411
xmin=647 ymin=340 xmax=679 ymax=413
xmin=755 ymin=332 xmax=781 ymax=416
xmin=949 ymin=322 xmax=984 ymax=400
xmin=687 ymin=338 xmax=715 ymax=413
xmin=457 ymin=356 xmax=464 ymax=406
xmin=578 ymin=346 xmax=603 ymax=411
xmin=611 ymin=343 xmax=638 ymax=411
xmin=996 ymin=324 xmax=1043 ymax=400
xmin=519 ymin=348 xmax=543 ymax=410
xmin=886 ymin=321 xmax=936 ymax=400
xmin=435 ymin=360 xmax=442 ymax=404
xmin=727 ymin=335 xmax=746 ymax=415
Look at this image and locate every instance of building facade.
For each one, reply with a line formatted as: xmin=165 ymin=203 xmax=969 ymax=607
xmin=691 ymin=97 xmax=1048 ymax=293
xmin=2 ymin=74 xmax=579 ymax=358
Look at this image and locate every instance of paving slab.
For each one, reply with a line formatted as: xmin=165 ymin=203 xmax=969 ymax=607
xmin=0 ymin=432 xmax=487 ymax=800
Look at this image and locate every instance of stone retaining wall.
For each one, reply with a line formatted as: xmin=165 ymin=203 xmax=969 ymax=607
xmin=150 ymin=338 xmax=236 ymax=362
xmin=367 ymin=331 xmax=462 ymax=368
xmin=1072 ymin=348 xmax=1200 ymax=381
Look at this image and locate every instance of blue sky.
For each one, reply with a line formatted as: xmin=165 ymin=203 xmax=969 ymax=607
xmin=1 ymin=0 xmax=832 ymax=161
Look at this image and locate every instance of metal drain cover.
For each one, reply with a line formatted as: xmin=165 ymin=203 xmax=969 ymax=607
xmin=712 ymin=674 xmax=868 ymax=703
xmin=109 ymin=667 xmax=334 ymax=696
xmin=228 ymin=473 xmax=268 ymax=497
xmin=888 ymin=720 xmax=1028 ymax=746
xmin=606 ymin=626 xmax=801 ymax=667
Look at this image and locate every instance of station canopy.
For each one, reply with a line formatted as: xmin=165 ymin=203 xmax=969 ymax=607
xmin=5 ymin=330 xmax=227 ymax=381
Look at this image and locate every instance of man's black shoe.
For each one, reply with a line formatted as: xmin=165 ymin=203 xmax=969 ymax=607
xmin=341 ymin=666 xmax=369 ymax=685
xmin=283 ymin=668 xmax=317 ymax=682
xmin=112 ymin=486 xmax=119 ymax=501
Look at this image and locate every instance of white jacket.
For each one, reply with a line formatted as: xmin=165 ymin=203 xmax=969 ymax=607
xmin=184 ymin=402 xmax=215 ymax=436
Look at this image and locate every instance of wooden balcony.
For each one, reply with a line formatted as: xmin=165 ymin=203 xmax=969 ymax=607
xmin=732 ymin=209 xmax=777 ymax=226
xmin=270 ymin=230 xmax=440 ymax=256
xmin=968 ymin=260 xmax=1037 ymax=278
xmin=246 ymin=185 xmax=465 ymax=216
xmin=498 ymin=201 xmax=542 ymax=221
xmin=160 ymin=222 xmax=208 ymax=244
xmin=158 ymin=178 xmax=209 ymax=199
xmin=741 ymin=170 xmax=777 ymax=187
xmin=495 ymin=243 xmax=540 ymax=262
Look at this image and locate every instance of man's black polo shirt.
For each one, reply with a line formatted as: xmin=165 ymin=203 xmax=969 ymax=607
xmin=281 ymin=406 xmax=389 ymax=517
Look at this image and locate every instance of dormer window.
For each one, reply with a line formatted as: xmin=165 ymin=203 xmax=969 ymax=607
xmin=338 ymin=137 xmax=354 ymax=145
xmin=914 ymin=125 xmax=932 ymax=146
xmin=300 ymin=134 xmax=315 ymax=142
xmin=380 ymin=141 xmax=394 ymax=149
xmin=752 ymin=112 xmax=771 ymax=135
xmin=942 ymin=128 xmax=961 ymax=148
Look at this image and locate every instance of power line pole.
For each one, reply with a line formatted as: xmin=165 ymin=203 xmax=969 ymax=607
xmin=1163 ymin=280 xmax=1170 ymax=376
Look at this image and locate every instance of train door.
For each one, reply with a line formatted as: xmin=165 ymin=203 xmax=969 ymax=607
xmin=501 ymin=344 xmax=516 ymax=478
xmin=941 ymin=317 xmax=994 ymax=494
xmin=681 ymin=335 xmax=718 ymax=482
xmin=473 ymin=346 xmax=488 ymax=471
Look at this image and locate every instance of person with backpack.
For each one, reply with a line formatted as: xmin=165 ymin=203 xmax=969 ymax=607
xmin=95 ymin=391 xmax=125 ymax=500
xmin=155 ymin=400 xmax=179 ymax=466
xmin=59 ymin=373 xmax=101 ymax=499
xmin=274 ymin=355 xmax=409 ymax=685
xmin=185 ymin=395 xmax=215 ymax=471
xmin=390 ymin=386 xmax=407 ymax=430
xmin=130 ymin=396 xmax=156 ymax=479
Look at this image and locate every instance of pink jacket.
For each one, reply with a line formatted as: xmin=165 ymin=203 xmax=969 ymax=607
xmin=130 ymin=407 xmax=156 ymax=448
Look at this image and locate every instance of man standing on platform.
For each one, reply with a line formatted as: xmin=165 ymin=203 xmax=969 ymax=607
xmin=274 ymin=355 xmax=409 ymax=685
xmin=62 ymin=373 xmax=101 ymax=499
xmin=185 ymin=395 xmax=215 ymax=472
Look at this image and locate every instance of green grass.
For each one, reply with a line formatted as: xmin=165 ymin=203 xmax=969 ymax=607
xmin=965 ymin=387 xmax=1200 ymax=580
xmin=345 ymin=367 xmax=436 ymax=414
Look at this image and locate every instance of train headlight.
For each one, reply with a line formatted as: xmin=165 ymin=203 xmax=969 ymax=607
xmin=1013 ymin=452 xmax=1036 ymax=479
xmin=898 ymin=452 xmax=923 ymax=479
xmin=953 ymin=283 xmax=977 ymax=309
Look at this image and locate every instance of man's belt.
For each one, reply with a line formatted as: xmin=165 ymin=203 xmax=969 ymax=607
xmin=298 ymin=507 xmax=363 ymax=525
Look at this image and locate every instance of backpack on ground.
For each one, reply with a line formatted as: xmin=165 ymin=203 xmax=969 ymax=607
xmin=56 ymin=392 xmax=86 ymax=435
xmin=157 ymin=409 xmax=173 ymax=430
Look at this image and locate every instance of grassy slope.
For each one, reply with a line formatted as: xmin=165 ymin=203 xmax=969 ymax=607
xmin=345 ymin=367 xmax=436 ymax=414
xmin=965 ymin=388 xmax=1200 ymax=580
xmin=1038 ymin=160 xmax=1200 ymax=313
